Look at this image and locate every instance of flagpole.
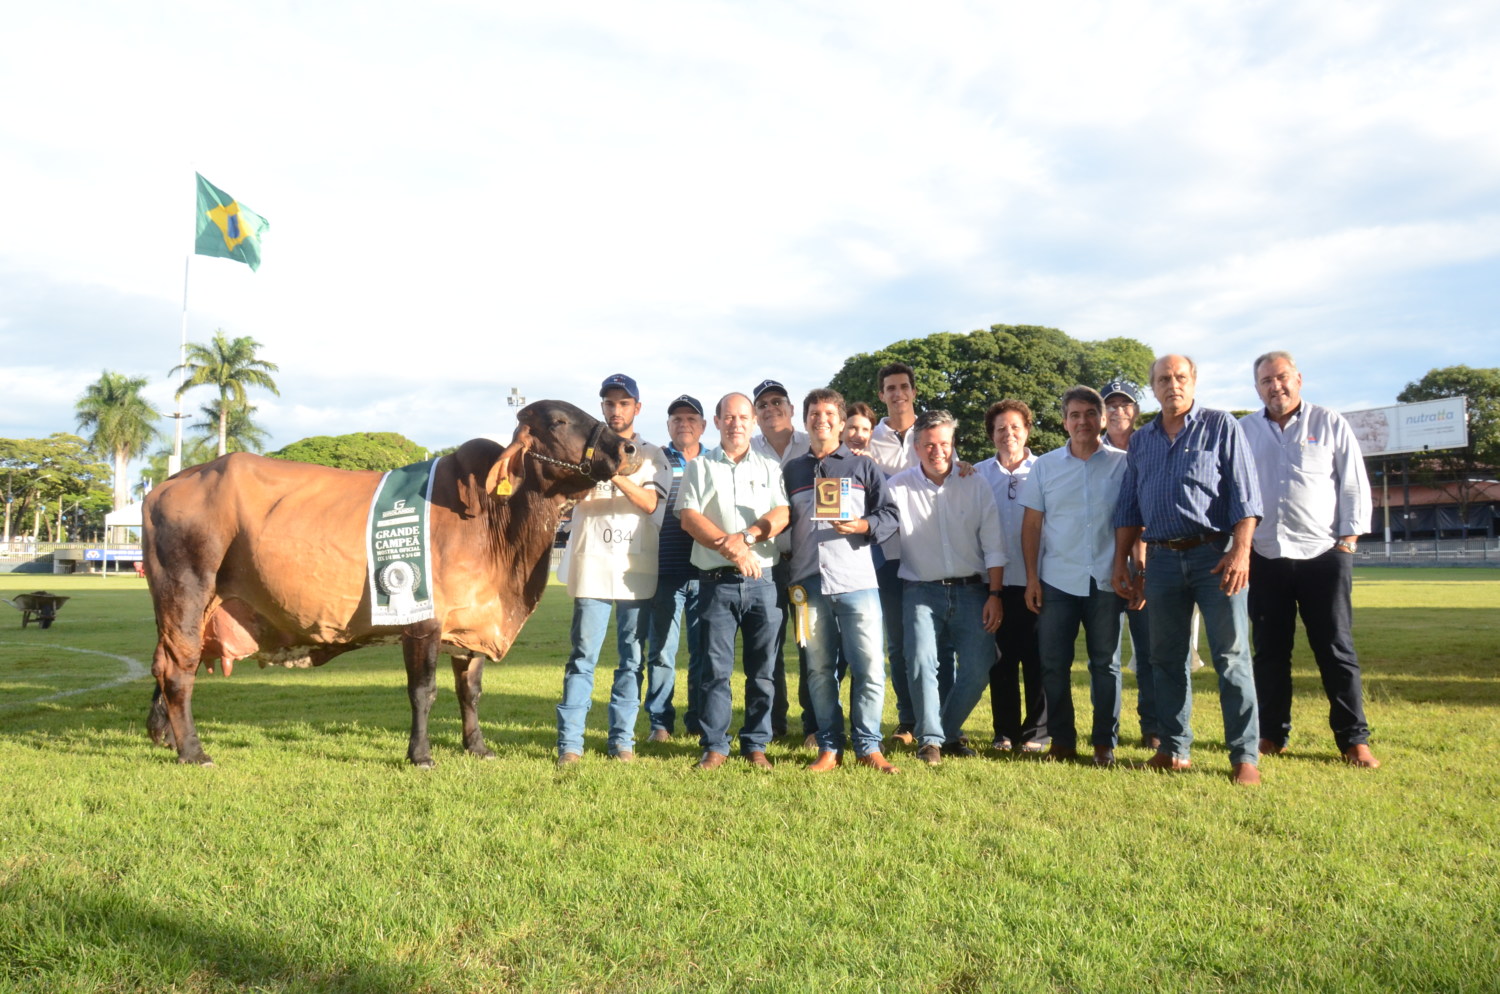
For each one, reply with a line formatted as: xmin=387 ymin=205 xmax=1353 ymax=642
xmin=169 ymin=253 xmax=189 ymax=476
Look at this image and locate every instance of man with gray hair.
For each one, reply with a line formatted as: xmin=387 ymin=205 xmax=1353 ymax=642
xmin=1020 ymin=386 xmax=1129 ymax=766
xmin=1112 ymin=354 xmax=1264 ymax=784
xmin=886 ymin=410 xmax=1006 ymax=766
xmin=1241 ymin=351 xmax=1378 ymax=768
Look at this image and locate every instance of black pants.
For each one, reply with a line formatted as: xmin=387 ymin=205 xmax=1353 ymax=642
xmin=990 ymin=586 xmax=1048 ymax=746
xmin=1248 ymin=548 xmax=1370 ymax=751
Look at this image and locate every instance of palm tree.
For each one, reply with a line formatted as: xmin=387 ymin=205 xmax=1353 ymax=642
xmin=190 ymin=398 xmax=270 ymax=455
xmin=74 ymin=370 xmax=162 ymax=509
xmin=171 ymin=329 xmax=280 ymax=457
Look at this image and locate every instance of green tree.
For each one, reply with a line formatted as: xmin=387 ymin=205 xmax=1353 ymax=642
xmin=74 ymin=371 xmax=163 ymax=509
xmin=1 ymin=434 xmax=113 ymax=542
xmin=269 ymin=432 xmax=429 ymax=471
xmin=191 ymin=398 xmax=270 ymax=455
xmin=1396 ymin=365 xmax=1500 ymax=537
xmin=828 ymin=324 xmax=1154 ymax=460
xmin=171 ymin=329 xmax=280 ymax=458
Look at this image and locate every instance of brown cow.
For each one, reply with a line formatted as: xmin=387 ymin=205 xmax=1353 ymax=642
xmin=143 ymin=399 xmax=638 ymax=766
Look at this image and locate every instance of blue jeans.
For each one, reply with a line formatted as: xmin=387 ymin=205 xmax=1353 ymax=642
xmin=1144 ymin=540 xmax=1260 ymax=764
xmin=646 ymin=573 xmax=702 ymax=735
xmin=1117 ymin=603 xmax=1156 ymax=738
xmin=903 ymin=581 xmax=996 ymax=748
xmin=1036 ymin=579 xmax=1123 ymax=751
xmin=556 ymin=597 xmax=649 ymax=757
xmin=877 ymin=558 xmax=914 ymax=726
xmin=698 ymin=574 xmax=781 ymax=757
xmin=797 ymin=576 xmax=886 ymax=758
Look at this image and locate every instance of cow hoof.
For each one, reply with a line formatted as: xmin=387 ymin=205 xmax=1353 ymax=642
xmin=469 ymin=748 xmax=497 ymax=760
xmin=177 ymin=756 xmax=215 ymax=767
xmin=410 ymin=757 xmax=436 ymax=769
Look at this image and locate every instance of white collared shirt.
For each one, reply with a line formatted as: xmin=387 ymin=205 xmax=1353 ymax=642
xmin=974 ymin=451 xmax=1036 ymax=587
xmin=750 ymin=430 xmax=810 ymax=556
xmin=868 ymin=417 xmax=920 ymax=560
xmin=1240 ymin=402 xmax=1371 ymax=560
xmin=887 ymin=465 xmax=1006 ymax=582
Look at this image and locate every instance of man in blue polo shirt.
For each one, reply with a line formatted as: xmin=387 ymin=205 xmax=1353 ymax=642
xmin=783 ymin=388 xmax=900 ymax=773
xmin=643 ymin=394 xmax=707 ymax=742
xmin=1112 ymin=354 xmax=1264 ymax=784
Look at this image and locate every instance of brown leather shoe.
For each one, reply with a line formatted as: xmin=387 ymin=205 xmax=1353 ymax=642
xmin=1045 ymin=745 xmax=1079 ymax=762
xmin=1145 ymin=752 xmax=1191 ymax=772
xmin=803 ymin=733 xmax=820 ymax=750
xmin=891 ymin=724 xmax=916 ymax=746
xmin=1141 ymin=734 xmax=1162 ymax=750
xmin=806 ymin=750 xmax=841 ymax=772
xmin=608 ymin=750 xmax=636 ymax=762
xmin=556 ymin=752 xmax=581 ymax=769
xmin=1343 ymin=744 xmax=1381 ymax=768
xmin=916 ymin=744 xmax=942 ymax=766
xmin=694 ymin=751 xmax=727 ymax=770
xmin=1093 ymin=745 xmax=1116 ymax=767
xmin=1259 ymin=738 xmax=1285 ymax=756
xmin=1231 ymin=762 xmax=1262 ymax=785
xmin=647 ymin=728 xmax=671 ymax=743
xmin=746 ymin=750 xmax=774 ymax=770
xmin=856 ymin=751 xmax=900 ymax=774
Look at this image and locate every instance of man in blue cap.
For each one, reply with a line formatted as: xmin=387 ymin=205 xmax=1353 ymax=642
xmin=643 ymin=394 xmax=708 ymax=742
xmin=555 ymin=374 xmax=669 ymax=767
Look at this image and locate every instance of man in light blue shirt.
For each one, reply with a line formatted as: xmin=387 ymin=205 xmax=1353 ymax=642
xmin=1021 ymin=386 xmax=1128 ymax=766
xmin=678 ymin=393 xmax=790 ymax=770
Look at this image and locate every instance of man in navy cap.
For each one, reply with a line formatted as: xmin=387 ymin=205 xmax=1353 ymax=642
xmin=643 ymin=394 xmax=708 ymax=742
xmin=749 ymin=379 xmax=812 ymax=742
xmin=555 ymin=374 xmax=669 ymax=766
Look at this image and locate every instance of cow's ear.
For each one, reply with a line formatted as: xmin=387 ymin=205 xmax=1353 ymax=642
xmin=483 ymin=427 xmax=531 ymax=500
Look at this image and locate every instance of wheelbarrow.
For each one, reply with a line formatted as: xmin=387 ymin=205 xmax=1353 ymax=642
xmin=3 ymin=591 xmax=71 ymax=629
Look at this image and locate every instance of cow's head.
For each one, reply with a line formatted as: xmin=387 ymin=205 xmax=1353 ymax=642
xmin=485 ymin=399 xmax=642 ymax=499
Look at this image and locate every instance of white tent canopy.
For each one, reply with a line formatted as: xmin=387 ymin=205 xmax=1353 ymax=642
xmin=104 ymin=501 xmax=143 ymax=530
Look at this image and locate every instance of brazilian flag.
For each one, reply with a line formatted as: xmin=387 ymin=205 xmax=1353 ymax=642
xmin=194 ymin=173 xmax=269 ymax=271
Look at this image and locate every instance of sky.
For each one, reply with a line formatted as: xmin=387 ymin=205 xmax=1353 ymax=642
xmin=3 ymin=0 xmax=1499 ymax=465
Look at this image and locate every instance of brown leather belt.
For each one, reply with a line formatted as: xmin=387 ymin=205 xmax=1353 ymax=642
xmin=1149 ymin=533 xmax=1225 ymax=551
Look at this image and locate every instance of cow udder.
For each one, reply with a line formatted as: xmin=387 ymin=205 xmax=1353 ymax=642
xmin=202 ymin=600 xmax=263 ymax=675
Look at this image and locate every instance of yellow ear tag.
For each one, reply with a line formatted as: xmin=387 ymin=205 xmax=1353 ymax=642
xmin=495 ymin=478 xmax=513 ymax=496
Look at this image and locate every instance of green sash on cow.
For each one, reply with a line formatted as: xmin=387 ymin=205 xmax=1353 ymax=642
xmin=366 ymin=459 xmax=439 ymax=625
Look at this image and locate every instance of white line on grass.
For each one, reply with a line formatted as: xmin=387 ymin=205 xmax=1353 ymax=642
xmin=0 ymin=641 xmax=151 ymax=711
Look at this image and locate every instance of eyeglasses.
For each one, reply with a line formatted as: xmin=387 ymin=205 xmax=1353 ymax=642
xmin=755 ymin=397 xmax=790 ymax=411
xmin=1007 ymin=476 xmax=1021 ymax=500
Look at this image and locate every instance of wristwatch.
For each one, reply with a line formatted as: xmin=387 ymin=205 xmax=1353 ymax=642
xmin=1335 ymin=540 xmax=1357 ymax=553
xmin=988 ymin=590 xmax=1002 ymax=597
xmin=741 ymin=529 xmax=757 ymax=544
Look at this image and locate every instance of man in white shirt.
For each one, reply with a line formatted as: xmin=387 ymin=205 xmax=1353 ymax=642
xmin=1020 ymin=386 xmax=1129 ymax=766
xmin=678 ymin=393 xmax=791 ymax=770
xmin=887 ymin=410 xmax=1005 ymax=765
xmin=1241 ymin=351 xmax=1378 ymax=768
xmin=556 ymin=374 xmax=669 ymax=767
xmin=748 ymin=378 xmax=811 ymax=742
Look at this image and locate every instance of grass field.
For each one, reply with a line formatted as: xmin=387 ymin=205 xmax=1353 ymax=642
xmin=1 ymin=569 xmax=1497 ymax=993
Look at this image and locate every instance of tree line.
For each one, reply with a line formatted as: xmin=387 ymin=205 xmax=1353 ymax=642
xmin=5 ymin=321 xmax=1493 ymax=543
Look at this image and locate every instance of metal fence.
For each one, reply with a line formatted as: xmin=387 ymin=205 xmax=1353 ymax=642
xmin=1356 ymin=538 xmax=1500 ymax=567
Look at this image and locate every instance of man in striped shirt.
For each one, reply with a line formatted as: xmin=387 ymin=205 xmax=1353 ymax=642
xmin=1112 ymin=354 xmax=1264 ymax=785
